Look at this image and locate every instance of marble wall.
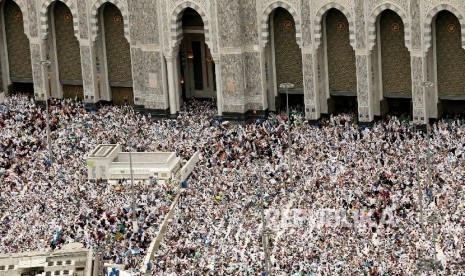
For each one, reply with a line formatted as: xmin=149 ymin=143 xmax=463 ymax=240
xmin=2 ymin=0 xmax=465 ymax=120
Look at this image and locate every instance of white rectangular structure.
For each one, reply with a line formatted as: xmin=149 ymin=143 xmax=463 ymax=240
xmin=86 ymin=144 xmax=181 ymax=181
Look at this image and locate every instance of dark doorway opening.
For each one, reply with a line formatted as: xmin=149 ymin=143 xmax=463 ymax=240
xmin=10 ymin=82 xmax=33 ymax=94
xmin=385 ymin=97 xmax=412 ymax=118
xmin=332 ymin=95 xmax=357 ymax=114
xmin=279 ymin=93 xmax=304 ymax=114
xmin=441 ymin=100 xmax=465 ymax=119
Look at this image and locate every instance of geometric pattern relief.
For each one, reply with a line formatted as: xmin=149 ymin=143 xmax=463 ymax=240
xmin=367 ymin=2 xmax=411 ymax=51
xmin=170 ymin=2 xmax=211 ymax=52
xmin=379 ymin=10 xmax=411 ymax=95
xmin=326 ymin=9 xmax=357 ymax=93
xmin=103 ymin=3 xmax=132 ymax=84
xmin=4 ymin=0 xmax=32 ymax=80
xmin=424 ymin=3 xmax=465 ymax=53
xmin=273 ymin=8 xmax=303 ymax=88
xmin=90 ymin=0 xmax=130 ymax=43
xmin=53 ymin=2 xmax=82 ymax=82
xmin=40 ymin=0 xmax=79 ymax=40
xmin=435 ymin=11 xmax=465 ymax=96
xmin=314 ymin=2 xmax=355 ymax=50
xmin=260 ymin=1 xmax=302 ymax=48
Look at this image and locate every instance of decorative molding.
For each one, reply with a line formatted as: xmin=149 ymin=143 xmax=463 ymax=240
xmin=90 ymin=0 xmax=130 ymax=43
xmin=260 ymin=0 xmax=302 ymax=48
xmin=424 ymin=4 xmax=465 ymax=52
xmin=170 ymin=1 xmax=211 ymax=51
xmin=314 ymin=2 xmax=355 ymax=50
xmin=39 ymin=0 xmax=80 ymax=40
xmin=367 ymin=2 xmax=411 ymax=51
xmin=8 ymin=0 xmax=31 ymax=39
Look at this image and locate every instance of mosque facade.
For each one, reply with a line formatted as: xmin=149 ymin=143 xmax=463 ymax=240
xmin=1 ymin=0 xmax=465 ymax=122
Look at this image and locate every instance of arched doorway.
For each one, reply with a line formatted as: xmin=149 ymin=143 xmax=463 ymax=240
xmin=46 ymin=1 xmax=83 ymax=100
xmin=431 ymin=11 xmax=465 ymax=117
xmin=95 ymin=3 xmax=133 ymax=105
xmin=265 ymin=7 xmax=303 ymax=114
xmin=0 ymin=0 xmax=33 ymax=94
xmin=178 ymin=8 xmax=216 ymax=105
xmin=319 ymin=8 xmax=357 ymax=115
xmin=373 ymin=10 xmax=412 ymax=118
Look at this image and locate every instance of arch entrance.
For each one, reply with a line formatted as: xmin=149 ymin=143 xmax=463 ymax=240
xmin=372 ymin=10 xmax=412 ymax=118
xmin=94 ymin=2 xmax=133 ymax=105
xmin=264 ymin=7 xmax=303 ymax=114
xmin=45 ymin=1 xmax=83 ymax=100
xmin=430 ymin=11 xmax=465 ymax=117
xmin=0 ymin=0 xmax=33 ymax=94
xmin=318 ymin=8 xmax=357 ymax=116
xmin=177 ymin=8 xmax=216 ymax=104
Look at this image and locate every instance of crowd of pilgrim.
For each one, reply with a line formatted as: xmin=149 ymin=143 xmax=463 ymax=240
xmin=0 ymin=93 xmax=464 ymax=275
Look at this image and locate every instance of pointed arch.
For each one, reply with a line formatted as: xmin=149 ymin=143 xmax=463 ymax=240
xmin=90 ymin=0 xmax=130 ymax=43
xmin=367 ymin=3 xmax=410 ymax=51
xmin=424 ymin=4 xmax=465 ymax=52
xmin=39 ymin=0 xmax=79 ymax=40
xmin=260 ymin=1 xmax=302 ymax=48
xmin=3 ymin=0 xmax=30 ymax=39
xmin=314 ymin=2 xmax=355 ymax=50
xmin=170 ymin=2 xmax=211 ymax=52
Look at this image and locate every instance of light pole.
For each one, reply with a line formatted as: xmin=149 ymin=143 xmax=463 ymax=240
xmin=126 ymin=108 xmax=138 ymax=234
xmin=420 ymin=81 xmax=434 ymax=204
xmin=259 ymin=160 xmax=271 ymax=275
xmin=40 ymin=60 xmax=53 ymax=167
xmin=415 ymin=214 xmax=442 ymax=275
xmin=279 ymin=82 xmax=294 ymax=190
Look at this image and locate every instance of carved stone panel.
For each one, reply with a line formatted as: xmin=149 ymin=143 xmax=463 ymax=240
xmin=353 ymin=0 xmax=366 ymax=49
xmin=221 ymin=53 xmax=245 ymax=113
xmin=80 ymin=45 xmax=94 ymax=99
xmin=302 ymin=52 xmax=318 ymax=119
xmin=27 ymin=0 xmax=38 ymax=37
xmin=131 ymin=48 xmax=165 ymax=109
xmin=217 ymin=0 xmax=242 ymax=48
xmin=410 ymin=0 xmax=421 ymax=50
xmin=410 ymin=56 xmax=425 ymax=120
xmin=128 ymin=0 xmax=159 ymax=45
xmin=31 ymin=43 xmax=44 ymax=97
xmin=300 ymin=0 xmax=312 ymax=47
xmin=77 ymin=0 xmax=89 ymax=39
xmin=243 ymin=52 xmax=261 ymax=101
xmin=241 ymin=0 xmax=259 ymax=46
xmin=356 ymin=54 xmax=368 ymax=108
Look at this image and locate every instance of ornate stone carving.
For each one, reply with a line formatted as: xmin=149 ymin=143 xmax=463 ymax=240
xmin=355 ymin=54 xmax=369 ymax=110
xmin=80 ymin=45 xmax=94 ymax=99
xmin=169 ymin=1 xmax=211 ymax=51
xmin=260 ymin=0 xmax=302 ymax=48
xmin=90 ymin=0 xmax=131 ymax=43
xmin=423 ymin=2 xmax=465 ymax=53
xmin=39 ymin=0 xmax=79 ymax=40
xmin=313 ymin=1 xmax=355 ymax=50
xmin=366 ymin=2 xmax=411 ymax=51
xmin=26 ymin=0 xmax=38 ymax=37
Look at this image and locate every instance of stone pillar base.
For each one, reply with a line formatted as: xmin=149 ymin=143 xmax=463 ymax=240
xmin=380 ymin=99 xmax=388 ymax=117
xmin=327 ymin=98 xmax=335 ymax=115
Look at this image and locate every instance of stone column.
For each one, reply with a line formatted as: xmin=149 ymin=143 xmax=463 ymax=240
xmin=30 ymin=39 xmax=48 ymax=101
xmin=302 ymin=47 xmax=319 ymax=120
xmin=410 ymin=50 xmax=427 ymax=122
xmin=165 ymin=53 xmax=178 ymax=115
xmin=79 ymin=42 xmax=98 ymax=103
xmin=212 ymin=53 xmax=223 ymax=116
xmin=355 ymin=50 xmax=375 ymax=122
xmin=173 ymin=55 xmax=182 ymax=112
